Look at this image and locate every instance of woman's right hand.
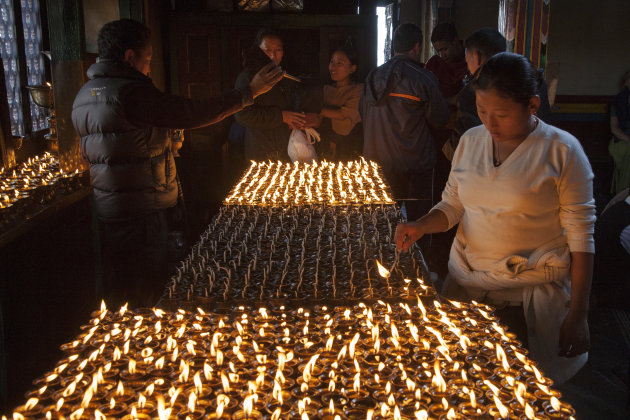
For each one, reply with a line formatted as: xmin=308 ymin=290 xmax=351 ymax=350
xmin=394 ymin=221 xmax=425 ymax=252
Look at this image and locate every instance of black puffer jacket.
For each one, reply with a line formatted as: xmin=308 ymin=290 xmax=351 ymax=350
xmin=72 ymin=59 xmax=249 ymax=221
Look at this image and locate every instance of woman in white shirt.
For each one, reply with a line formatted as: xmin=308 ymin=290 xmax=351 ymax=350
xmin=395 ymin=52 xmax=595 ymax=383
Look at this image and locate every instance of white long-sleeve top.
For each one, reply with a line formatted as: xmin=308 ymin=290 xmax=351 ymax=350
xmin=434 ymin=120 xmax=596 ymax=383
xmin=434 ymin=119 xmax=596 ymax=271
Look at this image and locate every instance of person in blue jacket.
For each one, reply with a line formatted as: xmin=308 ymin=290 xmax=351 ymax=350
xmin=361 ymin=23 xmax=449 ymax=223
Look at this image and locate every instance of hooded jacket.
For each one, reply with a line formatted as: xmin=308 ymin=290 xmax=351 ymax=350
xmin=72 ymin=59 xmax=251 ymax=222
xmin=360 ymin=55 xmax=449 ymax=175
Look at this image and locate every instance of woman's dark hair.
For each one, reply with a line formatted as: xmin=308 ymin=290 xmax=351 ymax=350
xmin=98 ymin=19 xmax=151 ymax=62
xmin=473 ymin=52 xmax=545 ymax=106
xmin=431 ymin=22 xmax=458 ymax=43
xmin=464 ymin=28 xmax=506 ymax=62
xmin=254 ymin=27 xmax=282 ymax=46
xmin=621 ymin=69 xmax=630 ymax=88
xmin=392 ymin=23 xmax=423 ymax=54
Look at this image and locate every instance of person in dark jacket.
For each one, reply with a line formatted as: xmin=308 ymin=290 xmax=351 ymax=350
xmin=443 ymin=28 xmax=551 ymax=161
xmin=361 ymin=23 xmax=449 ymax=223
xmin=234 ymin=28 xmax=306 ymax=161
xmin=72 ymin=19 xmax=282 ymax=308
xmin=425 ymin=22 xmax=468 ymax=103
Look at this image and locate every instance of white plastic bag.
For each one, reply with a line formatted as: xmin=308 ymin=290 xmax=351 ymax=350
xmin=287 ymin=128 xmax=320 ymax=162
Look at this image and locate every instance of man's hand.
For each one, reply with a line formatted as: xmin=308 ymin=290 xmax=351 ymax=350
xmin=249 ymin=63 xmax=284 ymax=98
xmin=282 ymin=111 xmax=306 ymax=129
xmin=303 ymin=113 xmax=320 ymax=128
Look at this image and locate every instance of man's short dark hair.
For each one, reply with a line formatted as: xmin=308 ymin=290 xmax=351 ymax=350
xmin=464 ymin=28 xmax=506 ymax=62
xmin=392 ymin=23 xmax=423 ymax=54
xmin=98 ymin=19 xmax=151 ymax=61
xmin=254 ymin=27 xmax=282 ymax=46
xmin=431 ymin=22 xmax=458 ymax=43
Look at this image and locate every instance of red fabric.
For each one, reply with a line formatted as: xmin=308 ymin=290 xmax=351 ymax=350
xmin=425 ymin=54 xmax=468 ymax=99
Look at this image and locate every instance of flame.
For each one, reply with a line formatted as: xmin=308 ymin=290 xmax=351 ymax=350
xmin=271 ymin=408 xmax=282 ymax=420
xmin=62 ymin=382 xmax=76 ymax=398
xmin=273 ymin=380 xmax=283 ymax=403
xmin=138 ymin=394 xmax=147 ymax=408
xmin=376 ymin=260 xmax=390 ymax=278
xmin=221 ymin=372 xmax=230 ymax=392
xmin=80 ymin=387 xmax=93 ymax=408
xmin=493 ymin=394 xmax=509 ymax=418
xmin=204 ymin=362 xmax=213 ymax=380
xmin=156 ymin=396 xmax=171 ymax=420
xmin=432 ymin=360 xmax=447 ymax=392
xmin=524 ymin=404 xmax=536 ymax=419
xmin=536 ymin=382 xmax=552 ymax=395
xmin=24 ymin=398 xmax=38 ymax=411
xmin=194 ymin=372 xmax=202 ymax=393
xmin=495 ymin=344 xmax=510 ymax=371
xmin=188 ymin=391 xmax=197 ymax=413
xmin=414 ymin=410 xmax=428 ymax=420
xmin=216 ymin=394 xmax=228 ymax=417
xmin=329 ymin=399 xmax=334 ymax=415
xmin=128 ymin=359 xmax=136 ymax=374
xmin=116 ymin=381 xmax=124 ymax=396
xmin=550 ymin=396 xmax=562 ymax=411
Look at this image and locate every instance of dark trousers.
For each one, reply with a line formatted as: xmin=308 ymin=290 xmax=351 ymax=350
xmin=385 ymin=168 xmax=434 ymax=254
xmin=385 ymin=168 xmax=434 ymax=223
xmin=593 ymin=200 xmax=630 ymax=310
xmin=98 ymin=210 xmax=169 ymax=309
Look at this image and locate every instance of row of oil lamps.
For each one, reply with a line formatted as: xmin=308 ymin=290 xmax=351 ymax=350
xmin=0 ymin=153 xmax=88 ymax=228
xmin=223 ymin=159 xmax=394 ymax=206
xmin=161 ymin=204 xmax=431 ymax=306
xmin=7 ymin=297 xmax=575 ymax=419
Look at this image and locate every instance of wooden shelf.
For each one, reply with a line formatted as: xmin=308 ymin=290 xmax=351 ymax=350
xmin=0 ymin=187 xmax=91 ymax=248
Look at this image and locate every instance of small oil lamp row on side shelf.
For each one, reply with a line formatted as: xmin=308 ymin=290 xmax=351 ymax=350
xmin=0 ymin=153 xmax=88 ymax=230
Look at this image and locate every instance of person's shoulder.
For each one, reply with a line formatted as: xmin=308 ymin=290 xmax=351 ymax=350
xmin=538 ymin=120 xmax=585 ymax=154
xmin=425 ymin=55 xmax=441 ymax=69
xmin=349 ymin=82 xmax=364 ymax=93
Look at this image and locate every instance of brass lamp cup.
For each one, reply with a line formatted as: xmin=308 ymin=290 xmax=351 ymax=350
xmin=26 ymin=85 xmax=54 ymax=108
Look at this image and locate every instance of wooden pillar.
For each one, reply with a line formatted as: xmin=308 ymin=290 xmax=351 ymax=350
xmin=359 ymin=0 xmax=378 ymax=71
xmin=45 ymin=0 xmax=88 ymax=172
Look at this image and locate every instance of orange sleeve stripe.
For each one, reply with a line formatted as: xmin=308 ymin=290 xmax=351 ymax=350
xmin=388 ymin=92 xmax=422 ymax=102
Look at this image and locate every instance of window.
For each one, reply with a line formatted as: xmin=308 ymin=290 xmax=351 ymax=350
xmin=0 ymin=0 xmax=46 ymax=137
xmin=376 ymin=5 xmax=393 ymax=66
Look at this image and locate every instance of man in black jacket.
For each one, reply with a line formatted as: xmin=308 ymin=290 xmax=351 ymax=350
xmin=361 ymin=23 xmax=449 ymax=223
xmin=72 ymin=19 xmax=282 ymax=308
